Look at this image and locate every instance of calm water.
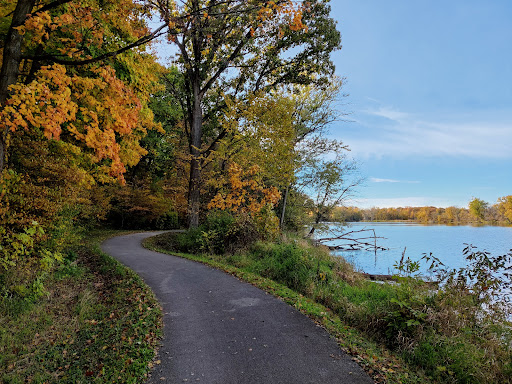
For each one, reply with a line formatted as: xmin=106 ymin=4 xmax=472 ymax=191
xmin=325 ymin=222 xmax=512 ymax=276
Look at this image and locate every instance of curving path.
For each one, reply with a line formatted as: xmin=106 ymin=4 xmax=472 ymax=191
xmin=102 ymin=232 xmax=374 ymax=384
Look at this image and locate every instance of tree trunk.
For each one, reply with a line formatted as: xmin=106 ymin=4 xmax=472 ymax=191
xmin=187 ymin=80 xmax=203 ymax=228
xmin=279 ymin=185 xmax=289 ymax=229
xmin=0 ymin=0 xmax=36 ymax=174
xmin=0 ymin=133 xmax=5 ymax=174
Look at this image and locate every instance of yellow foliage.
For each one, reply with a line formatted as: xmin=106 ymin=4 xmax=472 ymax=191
xmin=208 ymin=162 xmax=280 ymax=215
xmin=215 ymin=91 xmax=298 ymax=189
xmin=0 ymin=62 xmax=158 ymax=182
xmin=497 ymin=195 xmax=512 ymax=223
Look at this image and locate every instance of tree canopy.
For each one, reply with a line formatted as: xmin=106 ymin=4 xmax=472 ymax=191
xmin=150 ymin=0 xmax=342 ymax=226
xmin=0 ymin=0 xmax=359 ymax=298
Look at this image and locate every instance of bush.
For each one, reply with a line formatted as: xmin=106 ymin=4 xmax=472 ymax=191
xmin=165 ymin=210 xmax=278 ymax=255
xmin=251 ymin=242 xmax=316 ymax=292
xmin=0 ymin=171 xmax=64 ymax=298
xmin=380 ymin=246 xmax=512 ymax=383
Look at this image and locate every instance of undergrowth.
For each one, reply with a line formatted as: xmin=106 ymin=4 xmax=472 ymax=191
xmin=0 ymin=230 xmax=162 ymax=383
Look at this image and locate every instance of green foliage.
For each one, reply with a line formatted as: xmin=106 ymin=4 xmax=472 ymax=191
xmin=152 ymin=229 xmax=512 ymax=383
xmin=382 ymin=246 xmax=512 ymax=383
xmin=0 ymin=171 xmax=64 ymax=298
xmin=107 ymin=184 xmax=179 ymax=230
xmin=169 ymin=210 xmax=279 ymax=255
xmin=249 ymin=241 xmax=317 ymax=292
xmin=469 ymin=197 xmax=488 ymax=221
xmin=276 ymin=188 xmax=314 ymax=232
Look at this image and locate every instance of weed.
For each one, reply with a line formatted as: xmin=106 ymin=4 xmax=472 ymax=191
xmin=0 ymin=231 xmax=162 ymax=383
xmin=147 ymin=231 xmax=512 ymax=384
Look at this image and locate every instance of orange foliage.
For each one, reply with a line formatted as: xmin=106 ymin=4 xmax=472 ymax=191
xmin=1 ymin=0 xmax=162 ymax=183
xmin=208 ymin=162 xmax=281 ymax=214
xmin=2 ymin=65 xmax=76 ymax=139
xmin=1 ymin=63 xmax=155 ymax=182
xmin=18 ymin=0 xmax=150 ymax=60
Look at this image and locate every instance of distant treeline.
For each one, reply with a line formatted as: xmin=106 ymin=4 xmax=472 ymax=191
xmin=332 ymin=196 xmax=512 ymax=225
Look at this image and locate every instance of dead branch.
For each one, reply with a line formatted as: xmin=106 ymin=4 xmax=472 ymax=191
xmin=315 ymin=227 xmax=389 ymax=252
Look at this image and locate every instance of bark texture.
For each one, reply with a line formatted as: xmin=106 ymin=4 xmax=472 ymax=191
xmin=0 ymin=0 xmax=36 ymax=173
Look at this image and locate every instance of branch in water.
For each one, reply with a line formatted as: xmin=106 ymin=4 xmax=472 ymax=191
xmin=315 ymin=228 xmax=389 ymax=252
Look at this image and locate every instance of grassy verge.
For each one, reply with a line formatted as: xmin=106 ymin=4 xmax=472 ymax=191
xmin=145 ymin=230 xmax=512 ymax=384
xmin=144 ymin=233 xmax=431 ymax=384
xmin=0 ymin=230 xmax=162 ymax=384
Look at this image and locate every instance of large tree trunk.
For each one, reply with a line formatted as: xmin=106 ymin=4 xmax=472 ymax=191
xmin=0 ymin=0 xmax=36 ymax=174
xmin=187 ymin=80 xmax=203 ymax=228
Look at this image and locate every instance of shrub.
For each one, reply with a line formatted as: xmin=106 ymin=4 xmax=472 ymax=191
xmin=169 ymin=210 xmax=279 ymax=255
xmin=0 ymin=221 xmax=63 ymax=299
xmin=0 ymin=171 xmax=63 ymax=298
xmin=249 ymin=241 xmax=316 ymax=292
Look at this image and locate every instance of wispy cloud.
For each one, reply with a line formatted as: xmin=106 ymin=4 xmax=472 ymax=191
xmin=342 ymin=106 xmax=512 ymax=159
xmin=370 ymin=178 xmax=420 ymax=184
xmin=347 ymin=197 xmax=461 ymax=209
xmin=364 ymin=106 xmax=410 ymax=122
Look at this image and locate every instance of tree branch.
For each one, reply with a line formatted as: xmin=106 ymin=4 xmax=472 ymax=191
xmin=31 ymin=0 xmax=73 ymax=15
xmin=23 ymin=23 xmax=167 ymax=66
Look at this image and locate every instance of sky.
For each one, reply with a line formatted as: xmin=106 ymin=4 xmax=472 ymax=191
xmin=327 ymin=0 xmax=512 ymax=208
xmin=150 ymin=1 xmax=512 ymax=209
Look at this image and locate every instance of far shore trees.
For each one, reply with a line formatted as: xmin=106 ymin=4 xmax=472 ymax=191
xmin=332 ymin=197 xmax=512 ymax=226
xmin=469 ymin=197 xmax=488 ymax=222
xmin=497 ymin=195 xmax=512 ymax=224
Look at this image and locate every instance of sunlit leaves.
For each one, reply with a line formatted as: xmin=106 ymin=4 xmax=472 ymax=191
xmin=497 ymin=195 xmax=512 ymax=224
xmin=469 ymin=197 xmax=488 ymax=222
xmin=208 ymin=162 xmax=280 ymax=214
xmin=2 ymin=64 xmax=76 ymax=139
xmin=0 ymin=63 xmax=154 ymax=182
xmin=215 ymin=91 xmax=298 ymax=187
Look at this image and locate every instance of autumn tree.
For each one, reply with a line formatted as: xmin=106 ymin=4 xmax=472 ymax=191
xmin=203 ymin=78 xmax=348 ymax=232
xmin=0 ymin=0 xmax=165 ymax=177
xmin=283 ymin=79 xmax=347 ymax=226
xmin=152 ymin=0 xmax=341 ymax=227
xmin=0 ymin=0 xmax=163 ymax=294
xmin=497 ymin=195 xmax=512 ymax=224
xmin=299 ymin=149 xmax=359 ymax=235
xmin=209 ymin=91 xmax=298 ymax=190
xmin=469 ymin=197 xmax=488 ymax=222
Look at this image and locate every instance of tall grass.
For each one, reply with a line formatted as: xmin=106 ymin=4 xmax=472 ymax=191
xmin=151 ymin=230 xmax=512 ymax=384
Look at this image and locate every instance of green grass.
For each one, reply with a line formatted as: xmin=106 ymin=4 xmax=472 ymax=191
xmin=0 ymin=230 xmax=162 ymax=384
xmin=145 ymin=231 xmax=512 ymax=384
xmin=144 ymin=233 xmax=430 ymax=384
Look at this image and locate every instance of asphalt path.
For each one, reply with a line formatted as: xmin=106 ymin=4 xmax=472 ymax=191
xmin=102 ymin=232 xmax=374 ymax=384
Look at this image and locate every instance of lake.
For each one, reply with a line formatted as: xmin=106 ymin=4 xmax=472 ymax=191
xmin=324 ymin=222 xmax=512 ymax=276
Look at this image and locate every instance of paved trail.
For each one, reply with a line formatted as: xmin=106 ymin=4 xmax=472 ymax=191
xmin=102 ymin=232 xmax=373 ymax=384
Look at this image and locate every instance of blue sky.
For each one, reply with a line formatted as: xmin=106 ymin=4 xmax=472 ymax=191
xmin=328 ymin=0 xmax=512 ymax=208
xmin=150 ymin=1 xmax=512 ymax=209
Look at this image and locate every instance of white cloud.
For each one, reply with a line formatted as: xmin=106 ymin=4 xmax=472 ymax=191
xmin=347 ymin=197 xmax=461 ymax=209
xmin=364 ymin=106 xmax=410 ymax=122
xmin=344 ymin=106 xmax=512 ymax=159
xmin=370 ymin=178 xmax=420 ymax=184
